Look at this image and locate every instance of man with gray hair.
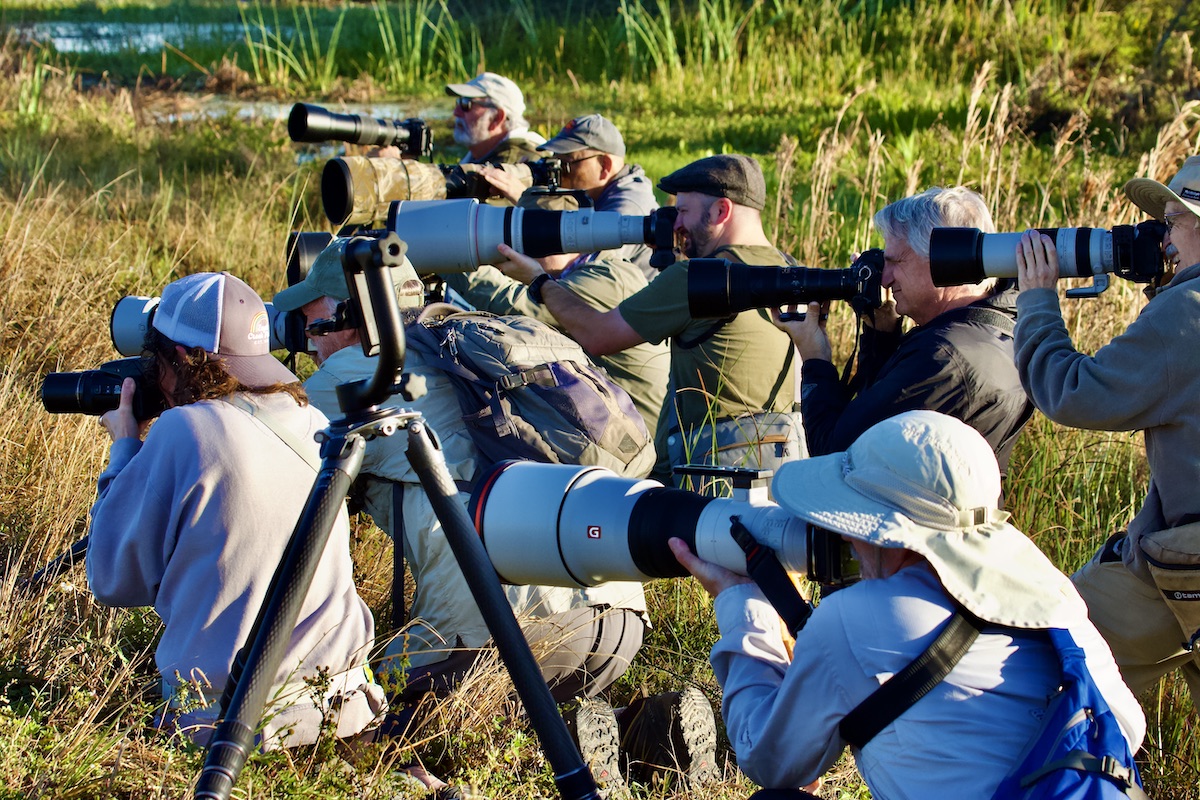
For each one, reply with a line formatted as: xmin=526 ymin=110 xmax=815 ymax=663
xmin=445 ymin=72 xmax=545 ymax=164
xmin=775 ymin=186 xmax=1032 ymax=472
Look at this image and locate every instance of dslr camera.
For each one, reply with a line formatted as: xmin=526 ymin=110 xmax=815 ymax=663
xmin=470 ymin=460 xmax=859 ymax=589
xmin=929 ymin=222 xmax=1167 ymax=297
xmin=687 ymin=248 xmax=885 ymax=318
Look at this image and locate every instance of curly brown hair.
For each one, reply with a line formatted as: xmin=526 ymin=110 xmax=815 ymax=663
xmin=144 ymin=328 xmax=307 ymax=407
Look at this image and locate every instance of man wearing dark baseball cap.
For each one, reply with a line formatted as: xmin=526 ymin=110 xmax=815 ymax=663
xmin=492 ymin=153 xmax=803 ymax=488
xmin=1013 ymin=154 xmax=1200 ymax=710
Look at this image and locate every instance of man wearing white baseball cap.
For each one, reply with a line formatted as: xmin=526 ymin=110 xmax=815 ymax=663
xmin=1014 ymin=155 xmax=1200 ymax=708
xmin=86 ymin=271 xmax=385 ymax=749
xmin=444 ymin=72 xmax=545 ymax=164
xmin=669 ymin=411 xmax=1144 ymax=797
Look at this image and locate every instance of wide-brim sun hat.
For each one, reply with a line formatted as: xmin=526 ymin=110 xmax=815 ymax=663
xmin=154 ymin=272 xmax=299 ymax=388
xmin=771 ymin=410 xmax=1087 ymax=629
xmin=1124 ymin=154 xmax=1200 ymax=221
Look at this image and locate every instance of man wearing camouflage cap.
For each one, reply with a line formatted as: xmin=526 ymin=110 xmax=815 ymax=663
xmin=495 ymin=153 xmax=802 ymax=487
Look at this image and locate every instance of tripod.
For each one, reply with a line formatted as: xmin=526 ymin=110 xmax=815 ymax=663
xmin=193 ymin=234 xmax=601 ymax=800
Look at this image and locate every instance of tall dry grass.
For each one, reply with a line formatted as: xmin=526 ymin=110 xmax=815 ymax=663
xmin=1 ymin=10 xmax=1200 ymax=798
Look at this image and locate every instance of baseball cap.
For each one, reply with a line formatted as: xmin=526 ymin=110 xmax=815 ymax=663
xmin=445 ymin=72 xmax=526 ymax=121
xmin=539 ymin=114 xmax=626 ymax=157
xmin=657 ymin=154 xmax=766 ymax=211
xmin=154 ymin=272 xmax=299 ymax=388
xmin=271 ymin=237 xmax=423 ymax=312
xmin=770 ymin=410 xmax=1088 ymax=629
xmin=1124 ymin=155 xmax=1200 ymax=221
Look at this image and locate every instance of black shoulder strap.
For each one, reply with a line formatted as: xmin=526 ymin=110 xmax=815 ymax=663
xmin=948 ymin=305 xmax=1016 ymax=335
xmin=839 ymin=608 xmax=985 ymax=749
xmin=391 ymin=482 xmax=406 ymax=631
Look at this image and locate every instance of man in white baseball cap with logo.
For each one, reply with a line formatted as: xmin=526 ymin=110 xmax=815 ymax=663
xmin=670 ymin=410 xmax=1144 ymax=797
xmin=86 ymin=271 xmax=385 ymax=749
xmin=1014 ymin=155 xmax=1200 ymax=709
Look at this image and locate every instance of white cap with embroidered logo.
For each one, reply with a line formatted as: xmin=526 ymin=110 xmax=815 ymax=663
xmin=153 ymin=272 xmax=299 ymax=388
xmin=1124 ymin=154 xmax=1200 ymax=221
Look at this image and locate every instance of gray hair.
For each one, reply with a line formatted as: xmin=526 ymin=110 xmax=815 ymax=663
xmin=873 ymin=186 xmax=996 ymax=260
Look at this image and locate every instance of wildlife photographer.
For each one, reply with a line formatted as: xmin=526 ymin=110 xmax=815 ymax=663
xmin=1014 ymin=155 xmax=1200 ymax=706
xmin=272 ymin=244 xmax=717 ymax=792
xmin=775 ymin=186 xmax=1032 ymax=472
xmin=670 ymin=410 xmax=1145 ymax=798
xmin=86 ymin=272 xmax=384 ymax=748
xmin=494 ymin=153 xmax=801 ymax=485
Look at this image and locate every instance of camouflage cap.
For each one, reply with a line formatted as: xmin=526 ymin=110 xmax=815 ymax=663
xmin=272 ymin=238 xmax=423 ymax=312
xmin=539 ymin=114 xmax=626 ymax=157
xmin=657 ymin=154 xmax=766 ymax=211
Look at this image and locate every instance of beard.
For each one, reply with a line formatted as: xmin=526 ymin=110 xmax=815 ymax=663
xmin=681 ymin=224 xmax=715 ymax=259
xmin=453 ymin=112 xmax=494 ymax=148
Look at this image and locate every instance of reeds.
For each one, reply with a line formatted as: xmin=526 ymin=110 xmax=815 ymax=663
xmin=1 ymin=2 xmax=1200 ymax=796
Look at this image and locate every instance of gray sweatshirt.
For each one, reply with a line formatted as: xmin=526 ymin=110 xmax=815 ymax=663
xmin=86 ymin=393 xmax=381 ymax=745
xmin=1014 ymin=262 xmax=1200 ymax=581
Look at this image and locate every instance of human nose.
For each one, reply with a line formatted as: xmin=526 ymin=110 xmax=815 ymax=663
xmin=882 ymin=262 xmax=896 ymax=288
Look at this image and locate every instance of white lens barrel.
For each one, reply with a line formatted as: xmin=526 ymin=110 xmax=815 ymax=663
xmin=110 ymin=296 xmax=160 ymax=356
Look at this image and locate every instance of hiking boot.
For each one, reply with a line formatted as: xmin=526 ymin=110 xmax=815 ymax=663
xmin=617 ymin=686 xmax=718 ymax=787
xmin=562 ymin=697 xmax=628 ymax=798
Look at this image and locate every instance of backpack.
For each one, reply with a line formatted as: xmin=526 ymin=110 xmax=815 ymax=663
xmin=404 ymin=311 xmax=656 ymax=481
xmin=988 ymin=628 xmax=1147 ymax=800
xmin=840 ymin=610 xmax=1147 ymax=800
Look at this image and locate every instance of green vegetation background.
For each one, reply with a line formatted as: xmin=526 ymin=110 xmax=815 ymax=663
xmin=0 ymin=0 xmax=1198 ymax=797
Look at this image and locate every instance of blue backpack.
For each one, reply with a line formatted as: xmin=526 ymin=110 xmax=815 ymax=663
xmin=839 ymin=611 xmax=1148 ymax=800
xmin=988 ymin=628 xmax=1147 ymax=800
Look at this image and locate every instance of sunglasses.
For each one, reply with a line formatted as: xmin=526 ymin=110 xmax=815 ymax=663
xmin=561 ymin=154 xmax=602 ymax=175
xmin=455 ymin=97 xmax=495 ymax=113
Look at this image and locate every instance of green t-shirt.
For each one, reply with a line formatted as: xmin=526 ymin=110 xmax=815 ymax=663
xmin=618 ymin=244 xmax=796 ymax=431
xmin=444 ymin=259 xmax=670 ymax=436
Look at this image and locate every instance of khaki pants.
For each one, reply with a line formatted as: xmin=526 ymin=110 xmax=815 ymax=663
xmin=1072 ymin=537 xmax=1200 ymax=703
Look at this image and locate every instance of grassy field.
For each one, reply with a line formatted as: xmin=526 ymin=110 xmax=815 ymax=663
xmin=1 ymin=0 xmax=1199 ymax=797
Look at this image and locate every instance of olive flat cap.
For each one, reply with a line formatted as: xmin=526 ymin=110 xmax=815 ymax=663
xmin=657 ymin=154 xmax=766 ymax=210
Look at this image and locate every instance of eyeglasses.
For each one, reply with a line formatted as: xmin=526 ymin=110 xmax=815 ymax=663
xmin=561 ymin=154 xmax=602 ymax=175
xmin=455 ymin=97 xmax=495 ymax=113
xmin=1164 ymin=211 xmax=1193 ymax=234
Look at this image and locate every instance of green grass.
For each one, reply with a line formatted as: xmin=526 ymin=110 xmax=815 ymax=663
xmin=1 ymin=1 xmax=1199 ymax=797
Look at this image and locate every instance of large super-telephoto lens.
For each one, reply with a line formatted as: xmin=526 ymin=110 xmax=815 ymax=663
xmin=386 ymin=199 xmax=677 ymax=274
xmin=687 ymin=250 xmax=884 ymax=319
xmin=41 ymin=357 xmax=167 ymax=420
xmin=289 ymin=103 xmax=419 ymax=148
xmin=469 ymin=460 xmax=858 ymax=589
xmin=929 ymin=223 xmax=1166 ymax=287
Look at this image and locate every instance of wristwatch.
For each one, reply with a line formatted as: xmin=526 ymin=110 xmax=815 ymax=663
xmin=527 ymin=273 xmax=553 ymax=305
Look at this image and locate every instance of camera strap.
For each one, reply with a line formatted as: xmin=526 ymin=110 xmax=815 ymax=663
xmin=729 ymin=516 xmax=812 ymax=636
xmin=223 ymin=395 xmax=319 ymax=472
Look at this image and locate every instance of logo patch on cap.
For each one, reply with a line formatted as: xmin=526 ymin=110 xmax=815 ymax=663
xmin=1181 ymin=188 xmax=1200 ymax=202
xmin=248 ymin=311 xmax=270 ymax=343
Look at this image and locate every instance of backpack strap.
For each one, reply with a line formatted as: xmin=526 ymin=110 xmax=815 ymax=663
xmin=1019 ymin=753 xmax=1150 ymax=800
xmin=839 ymin=607 xmax=985 ymax=749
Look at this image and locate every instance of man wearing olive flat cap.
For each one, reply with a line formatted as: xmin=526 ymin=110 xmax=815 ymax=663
xmin=1014 ymin=154 xmax=1200 ymax=708
xmin=494 ymin=153 xmax=803 ymax=488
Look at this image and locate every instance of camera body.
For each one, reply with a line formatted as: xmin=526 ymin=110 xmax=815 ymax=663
xmin=929 ymin=222 xmax=1167 ymax=297
xmin=687 ymin=248 xmax=885 ymax=318
xmin=469 ymin=460 xmax=859 ymax=589
xmin=41 ymin=356 xmax=167 ymax=420
xmin=288 ymin=102 xmax=433 ymax=159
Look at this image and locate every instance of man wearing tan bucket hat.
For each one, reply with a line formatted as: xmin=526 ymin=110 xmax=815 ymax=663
xmin=1014 ymin=156 xmax=1200 ymax=708
xmin=670 ymin=411 xmax=1144 ymax=797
